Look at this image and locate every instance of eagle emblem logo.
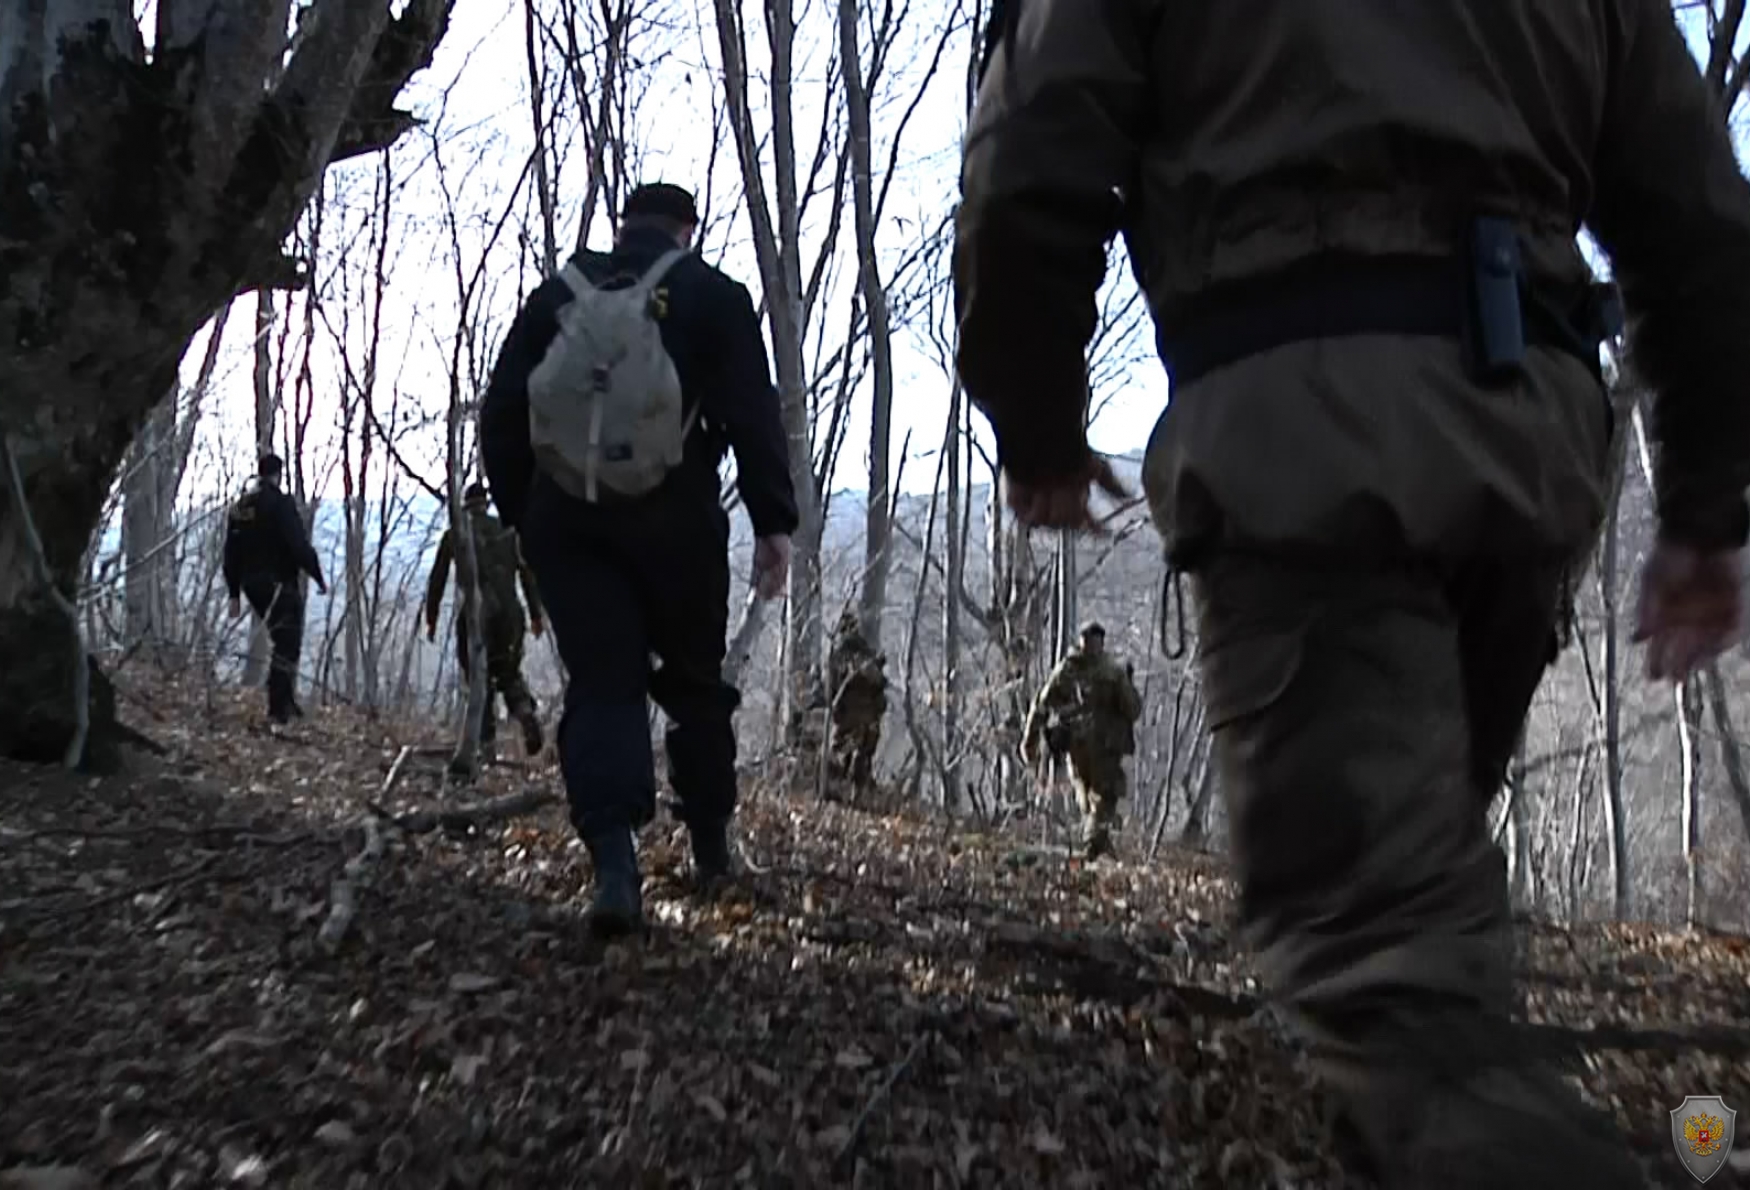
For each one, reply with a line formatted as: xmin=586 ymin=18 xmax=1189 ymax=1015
xmin=1671 ymin=1096 xmax=1737 ymax=1183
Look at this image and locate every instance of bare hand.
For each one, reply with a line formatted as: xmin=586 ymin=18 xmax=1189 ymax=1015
xmin=753 ymin=534 xmax=792 ymax=600
xmin=530 ymin=616 xmax=545 ymax=638
xmin=228 ymin=595 xmax=243 ymax=621
xmin=1004 ymin=453 xmax=1133 ymax=533
xmin=1632 ymin=540 xmax=1744 ymax=682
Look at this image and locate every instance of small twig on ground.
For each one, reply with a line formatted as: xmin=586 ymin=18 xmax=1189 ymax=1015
xmin=834 ymin=1031 xmax=933 ymax=1171
xmin=1 ymin=428 xmax=89 ymax=770
xmin=3 ymin=823 xmax=310 ymax=848
xmin=381 ymin=745 xmax=414 ymax=796
xmin=374 ymin=788 xmax=555 ymax=836
xmin=24 ymin=853 xmax=221 ymax=933
xmin=317 ymin=816 xmax=386 ymax=949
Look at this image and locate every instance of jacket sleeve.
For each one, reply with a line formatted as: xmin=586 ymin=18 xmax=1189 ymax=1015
xmin=222 ymin=507 xmax=243 ymax=601
xmin=424 ymin=530 xmax=454 ymax=631
xmin=1115 ymin=666 xmax=1142 ymax=723
xmin=274 ymin=491 xmax=324 ymax=588
xmin=702 ymin=278 xmax=800 ymax=539
xmin=480 ymin=281 xmax=565 ymax=532
xmin=1588 ymin=0 xmax=1750 ymax=550
xmin=954 ymin=0 xmax=1155 ymax=486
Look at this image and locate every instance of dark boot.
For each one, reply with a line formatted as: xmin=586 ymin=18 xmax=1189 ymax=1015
xmin=517 ymin=707 xmax=545 ymax=757
xmin=585 ymin=828 xmax=643 ymax=937
xmin=689 ymin=820 xmax=734 ymax=886
xmin=1345 ymin=1061 xmax=1644 ymax=1190
xmin=1081 ymin=821 xmax=1114 ymax=861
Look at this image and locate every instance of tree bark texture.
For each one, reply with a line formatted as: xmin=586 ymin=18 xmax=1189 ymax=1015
xmin=0 ymin=0 xmax=452 ymax=764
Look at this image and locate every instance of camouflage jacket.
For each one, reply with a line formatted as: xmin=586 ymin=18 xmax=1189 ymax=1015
xmin=424 ymin=506 xmax=545 ymax=632
xmin=1024 ymin=651 xmax=1142 ymax=758
xmin=829 ymin=630 xmax=888 ymax=716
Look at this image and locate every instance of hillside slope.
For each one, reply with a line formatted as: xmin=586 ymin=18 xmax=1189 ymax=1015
xmin=2 ymin=681 xmax=1747 ymax=1188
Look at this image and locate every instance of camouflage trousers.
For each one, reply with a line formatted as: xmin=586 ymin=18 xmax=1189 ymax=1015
xmin=1064 ymin=745 xmax=1124 ymax=857
xmin=1192 ymin=552 xmax=1641 ymax=1186
xmin=829 ymin=716 xmax=881 ymax=791
xmin=456 ymin=611 xmax=538 ymax=750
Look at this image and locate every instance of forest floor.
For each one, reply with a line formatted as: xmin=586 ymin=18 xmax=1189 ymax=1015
xmin=2 ymin=678 xmax=1749 ymax=1189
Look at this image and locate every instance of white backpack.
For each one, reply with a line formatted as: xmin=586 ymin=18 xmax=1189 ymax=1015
xmin=526 ymin=248 xmax=696 ymax=502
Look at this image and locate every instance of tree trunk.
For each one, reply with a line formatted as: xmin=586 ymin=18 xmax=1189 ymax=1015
xmin=523 ymin=0 xmax=559 ymax=273
xmin=1701 ymin=663 xmax=1750 ymax=851
xmin=0 ymin=0 xmax=450 ymax=764
xmin=1677 ymin=676 xmax=1704 ymax=928
xmin=841 ymin=0 xmax=894 ymax=650
xmin=942 ymin=378 xmax=964 ymax=813
xmin=1179 ymin=732 xmax=1216 ymax=848
xmin=243 ymin=289 xmax=280 ymax=687
xmin=1598 ymin=479 xmax=1629 ymax=918
xmin=1506 ymin=735 xmax=1532 ymax=908
xmin=711 ymin=0 xmax=824 ymax=720
xmin=1565 ymin=739 xmax=1593 ymax=923
xmin=1054 ymin=529 xmax=1078 ymax=660
xmin=120 ymin=385 xmax=181 ymax=662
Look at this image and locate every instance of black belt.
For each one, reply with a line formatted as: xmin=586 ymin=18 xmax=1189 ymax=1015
xmin=1156 ymin=252 xmax=1624 ymax=390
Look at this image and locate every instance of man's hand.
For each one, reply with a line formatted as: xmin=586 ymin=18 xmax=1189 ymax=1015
xmin=228 ymin=594 xmax=243 ymax=621
xmin=426 ymin=622 xmax=438 ymax=643
xmin=530 ymin=615 xmax=545 ymax=639
xmin=1633 ymin=540 xmax=1744 ymax=682
xmin=753 ymin=534 xmax=792 ymax=600
xmin=1003 ymin=452 xmax=1133 ymax=532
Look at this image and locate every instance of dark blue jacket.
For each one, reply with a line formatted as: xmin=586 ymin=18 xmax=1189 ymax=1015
xmin=222 ymin=480 xmax=323 ymax=597
xmin=479 ymin=227 xmax=799 ymax=540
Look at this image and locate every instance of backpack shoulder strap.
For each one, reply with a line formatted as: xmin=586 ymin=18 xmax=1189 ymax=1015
xmin=556 ymin=261 xmax=595 ymax=299
xmin=631 ymin=248 xmax=688 ymax=302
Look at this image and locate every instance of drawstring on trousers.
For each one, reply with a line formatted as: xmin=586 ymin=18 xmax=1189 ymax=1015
xmin=1159 ymin=565 xmax=1187 ymax=661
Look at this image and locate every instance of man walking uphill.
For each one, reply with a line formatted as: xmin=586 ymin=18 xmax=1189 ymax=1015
xmin=424 ymin=481 xmax=546 ymax=762
xmin=956 ymin=4 xmax=1750 ymax=1188
xmin=224 ymin=453 xmax=327 ymax=725
xmin=480 ymin=182 xmax=798 ymax=937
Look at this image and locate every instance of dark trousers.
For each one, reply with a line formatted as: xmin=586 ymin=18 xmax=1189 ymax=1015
xmin=242 ymin=577 xmax=305 ymax=720
xmin=519 ymin=475 xmax=740 ymax=842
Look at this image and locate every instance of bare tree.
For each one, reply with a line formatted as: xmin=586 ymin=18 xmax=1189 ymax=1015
xmin=711 ymin=0 xmax=827 ymax=720
xmin=0 ymin=0 xmax=452 ymax=763
xmin=119 ymin=301 xmax=234 ymax=665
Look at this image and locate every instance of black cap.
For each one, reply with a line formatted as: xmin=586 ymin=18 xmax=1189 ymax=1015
xmin=259 ymin=453 xmax=284 ymax=479
xmin=623 ymin=183 xmax=698 ymax=226
xmin=463 ymin=481 xmax=488 ymax=503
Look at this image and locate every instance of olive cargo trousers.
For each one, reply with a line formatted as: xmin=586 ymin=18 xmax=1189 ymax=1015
xmin=1193 ymin=551 xmax=1643 ymax=1186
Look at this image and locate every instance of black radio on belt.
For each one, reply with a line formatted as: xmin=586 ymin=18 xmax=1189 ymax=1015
xmin=1465 ymin=215 xmax=1527 ymax=384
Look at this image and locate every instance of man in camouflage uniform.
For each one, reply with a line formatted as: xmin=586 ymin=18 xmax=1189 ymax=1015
xmin=954 ymin=3 xmax=1750 ymax=1186
xmin=1021 ymin=623 xmax=1141 ymax=859
xmin=425 ymin=482 xmax=546 ymax=758
xmin=827 ymin=609 xmax=887 ymax=796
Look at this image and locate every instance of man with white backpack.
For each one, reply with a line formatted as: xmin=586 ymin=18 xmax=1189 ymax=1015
xmin=480 ymin=182 xmax=797 ymax=936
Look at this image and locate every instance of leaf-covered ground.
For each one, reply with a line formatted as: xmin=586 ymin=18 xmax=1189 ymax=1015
xmin=2 ymin=681 xmax=1748 ymax=1188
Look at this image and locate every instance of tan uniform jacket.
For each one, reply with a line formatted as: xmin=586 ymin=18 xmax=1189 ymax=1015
xmin=956 ymin=0 xmax=1750 ymax=562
